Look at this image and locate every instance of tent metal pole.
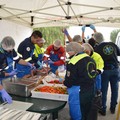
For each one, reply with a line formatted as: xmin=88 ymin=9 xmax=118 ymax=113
xmin=69 ymin=5 xmax=80 ymax=24
xmin=57 ymin=0 xmax=68 ymax=16
xmin=2 ymin=8 xmax=29 ymax=24
xmin=33 ymin=5 xmax=64 ymax=12
xmin=4 ymin=6 xmax=28 ymax=12
xmin=72 ymin=3 xmax=109 ymax=9
xmin=2 ymin=10 xmax=30 ymax=19
xmin=67 ymin=2 xmax=70 ymax=16
xmin=35 ymin=11 xmax=65 ymax=17
xmin=34 ymin=19 xmax=78 ymax=26
xmin=76 ymin=8 xmax=113 ymax=16
xmin=2 ymin=18 xmax=31 ymax=27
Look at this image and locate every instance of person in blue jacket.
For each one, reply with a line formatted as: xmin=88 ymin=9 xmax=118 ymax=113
xmin=64 ymin=42 xmax=97 ymax=120
xmin=0 ymin=36 xmax=35 ymax=103
xmin=16 ymin=30 xmax=43 ymax=78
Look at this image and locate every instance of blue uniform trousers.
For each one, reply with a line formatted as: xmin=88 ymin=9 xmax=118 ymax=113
xmin=67 ymin=86 xmax=81 ymax=120
xmin=95 ymin=74 xmax=101 ymax=90
xmin=101 ymin=68 xmax=119 ymax=110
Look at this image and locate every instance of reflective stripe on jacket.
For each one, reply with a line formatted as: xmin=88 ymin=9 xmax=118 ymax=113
xmin=69 ymin=53 xmax=89 ymax=65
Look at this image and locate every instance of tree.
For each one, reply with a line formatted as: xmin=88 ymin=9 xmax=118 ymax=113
xmin=110 ymin=29 xmax=120 ymax=43
xmin=33 ymin=27 xmax=65 ymax=48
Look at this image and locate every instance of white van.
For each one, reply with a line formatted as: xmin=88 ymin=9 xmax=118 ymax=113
xmin=116 ymin=32 xmax=120 ymax=61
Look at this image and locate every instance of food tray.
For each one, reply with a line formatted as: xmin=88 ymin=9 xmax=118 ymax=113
xmin=22 ymin=75 xmax=40 ymax=82
xmin=2 ymin=77 xmax=37 ymax=97
xmin=31 ymin=84 xmax=68 ymax=101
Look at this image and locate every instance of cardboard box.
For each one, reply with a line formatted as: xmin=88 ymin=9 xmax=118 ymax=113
xmin=31 ymin=84 xmax=68 ymax=101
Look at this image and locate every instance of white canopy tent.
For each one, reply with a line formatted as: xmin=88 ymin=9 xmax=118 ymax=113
xmin=0 ymin=20 xmax=32 ymax=50
xmin=0 ymin=0 xmax=120 ymax=28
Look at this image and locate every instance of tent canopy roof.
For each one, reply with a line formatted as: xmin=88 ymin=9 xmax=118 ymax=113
xmin=0 ymin=0 xmax=120 ymax=28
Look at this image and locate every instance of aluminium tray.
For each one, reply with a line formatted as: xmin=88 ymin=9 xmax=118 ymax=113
xmin=2 ymin=77 xmax=38 ymax=97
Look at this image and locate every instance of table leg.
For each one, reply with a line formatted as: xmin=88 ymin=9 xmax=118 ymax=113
xmin=52 ymin=112 xmax=58 ymax=120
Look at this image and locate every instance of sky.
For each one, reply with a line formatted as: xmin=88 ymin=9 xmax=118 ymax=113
xmin=67 ymin=26 xmax=120 ymax=42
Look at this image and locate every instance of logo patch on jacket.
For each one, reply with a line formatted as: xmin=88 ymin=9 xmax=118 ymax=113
xmin=26 ymin=47 xmax=30 ymax=51
xmin=67 ymin=71 xmax=70 ymax=77
xmin=50 ymin=51 xmax=54 ymax=54
xmin=103 ymin=45 xmax=113 ymax=55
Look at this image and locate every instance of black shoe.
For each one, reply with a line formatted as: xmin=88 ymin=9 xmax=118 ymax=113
xmin=110 ymin=107 xmax=115 ymax=114
xmin=99 ymin=109 xmax=106 ymax=116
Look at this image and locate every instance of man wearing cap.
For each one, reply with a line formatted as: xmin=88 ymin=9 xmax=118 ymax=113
xmin=16 ymin=30 xmax=43 ymax=78
xmin=43 ymin=40 xmax=65 ymax=73
xmin=0 ymin=36 xmax=35 ymax=104
xmin=64 ymin=42 xmax=97 ymax=120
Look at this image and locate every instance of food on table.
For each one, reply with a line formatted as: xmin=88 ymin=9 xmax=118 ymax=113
xmin=47 ymin=80 xmax=62 ymax=84
xmin=35 ymin=86 xmax=67 ymax=94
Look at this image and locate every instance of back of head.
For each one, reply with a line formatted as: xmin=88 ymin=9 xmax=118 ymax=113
xmin=73 ymin=35 xmax=82 ymax=43
xmin=1 ymin=36 xmax=15 ymax=51
xmin=31 ymin=30 xmax=42 ymax=38
xmin=53 ymin=39 xmax=61 ymax=48
xmin=88 ymin=38 xmax=96 ymax=48
xmin=66 ymin=42 xmax=84 ymax=53
xmin=82 ymin=43 xmax=94 ymax=52
xmin=93 ymin=32 xmax=104 ymax=43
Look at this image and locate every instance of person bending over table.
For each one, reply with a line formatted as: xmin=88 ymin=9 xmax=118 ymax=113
xmin=43 ymin=40 xmax=65 ymax=74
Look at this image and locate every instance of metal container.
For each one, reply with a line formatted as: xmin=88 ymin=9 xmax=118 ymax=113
xmin=2 ymin=77 xmax=37 ymax=97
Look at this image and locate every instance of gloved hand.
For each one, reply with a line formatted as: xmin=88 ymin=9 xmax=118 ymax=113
xmin=59 ymin=78 xmax=63 ymax=82
xmin=27 ymin=62 xmax=36 ymax=70
xmin=96 ymin=90 xmax=102 ymax=97
xmin=90 ymin=24 xmax=96 ymax=30
xmin=37 ymin=61 xmax=43 ymax=70
xmin=0 ymin=89 xmax=12 ymax=104
xmin=96 ymin=69 xmax=101 ymax=75
xmin=43 ymin=60 xmax=49 ymax=64
xmin=63 ymin=29 xmax=69 ymax=36
xmin=8 ymin=69 xmax=17 ymax=76
xmin=81 ymin=25 xmax=86 ymax=32
xmin=48 ymin=60 xmax=54 ymax=65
